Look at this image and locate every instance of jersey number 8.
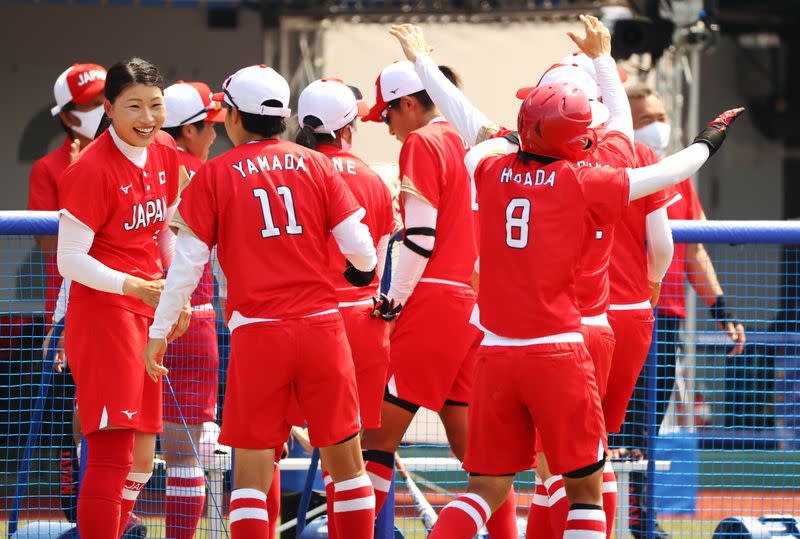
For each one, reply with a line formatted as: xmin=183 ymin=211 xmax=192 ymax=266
xmin=505 ymin=198 xmax=530 ymax=249
xmin=253 ymin=186 xmax=303 ymax=238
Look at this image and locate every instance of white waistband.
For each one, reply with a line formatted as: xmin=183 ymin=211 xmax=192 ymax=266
xmin=192 ymin=303 xmax=214 ymax=312
xmin=580 ymin=313 xmax=610 ymax=327
xmin=228 ymin=308 xmax=338 ymax=332
xmin=338 ymin=299 xmax=374 ymax=308
xmin=419 ymin=278 xmax=470 ymax=288
xmin=609 ymin=301 xmax=651 ymax=311
xmin=481 ymin=331 xmax=584 ymax=347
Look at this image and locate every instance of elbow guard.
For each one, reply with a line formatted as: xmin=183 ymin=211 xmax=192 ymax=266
xmin=343 ymin=260 xmax=376 ymax=287
xmin=403 ymin=227 xmax=436 ymax=258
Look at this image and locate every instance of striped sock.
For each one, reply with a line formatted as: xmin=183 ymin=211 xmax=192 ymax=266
xmin=429 ymin=493 xmax=492 ymax=539
xmin=546 ymin=475 xmax=570 ymax=537
xmin=333 ymin=474 xmax=376 ymax=538
xmin=363 ymin=450 xmax=394 ymax=513
xmin=527 ymin=477 xmax=556 ymax=539
xmin=486 ymin=488 xmax=518 ymax=538
xmin=166 ymin=466 xmax=206 ymax=539
xmin=117 ymin=472 xmax=151 ymax=538
xmin=322 ymin=469 xmax=338 ymax=539
xmin=564 ymin=504 xmax=606 ymax=539
xmin=267 ymin=462 xmax=281 ymax=539
xmin=230 ymin=488 xmax=269 ymax=539
xmin=602 ymin=462 xmax=618 ymax=539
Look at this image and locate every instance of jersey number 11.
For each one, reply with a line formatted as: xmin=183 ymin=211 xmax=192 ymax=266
xmin=253 ymin=186 xmax=304 ymax=238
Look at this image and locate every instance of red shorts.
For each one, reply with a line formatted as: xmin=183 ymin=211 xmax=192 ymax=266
xmin=387 ymin=283 xmax=481 ymax=411
xmin=581 ymin=324 xmax=616 ymax=401
xmin=465 ymin=343 xmax=606 ymax=476
xmin=65 ymin=300 xmax=162 ymax=435
xmin=604 ymin=309 xmax=654 ymax=433
xmin=341 ymin=301 xmax=391 ymax=429
xmin=163 ymin=312 xmax=219 ymax=424
xmin=219 ymin=313 xmax=360 ymax=450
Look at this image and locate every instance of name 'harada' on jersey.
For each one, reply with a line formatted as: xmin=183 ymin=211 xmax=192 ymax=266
xmin=231 ymin=152 xmax=309 ymax=179
xmin=498 ymin=166 xmax=556 ymax=188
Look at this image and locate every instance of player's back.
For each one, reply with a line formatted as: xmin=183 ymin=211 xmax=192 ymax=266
xmin=319 ymin=144 xmax=394 ymax=301
xmin=474 ymin=152 xmax=628 ymax=339
xmin=399 ymin=120 xmax=476 ymax=285
xmin=201 ymin=139 xmax=359 ymax=320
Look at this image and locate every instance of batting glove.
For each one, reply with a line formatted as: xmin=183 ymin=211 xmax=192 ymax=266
xmin=371 ymin=293 xmax=403 ymax=321
xmin=693 ymin=107 xmax=745 ymax=156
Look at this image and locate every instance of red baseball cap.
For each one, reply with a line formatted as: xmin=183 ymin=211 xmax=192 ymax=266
xmin=51 ymin=63 xmax=107 ymax=116
xmin=163 ymin=81 xmax=226 ymax=128
xmin=362 ymin=61 xmax=425 ymax=123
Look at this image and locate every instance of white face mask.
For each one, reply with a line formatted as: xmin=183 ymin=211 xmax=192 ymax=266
xmin=634 ymin=121 xmax=671 ymax=157
xmin=70 ymin=105 xmax=105 ymax=140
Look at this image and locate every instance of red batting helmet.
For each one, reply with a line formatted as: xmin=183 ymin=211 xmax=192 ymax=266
xmin=517 ymin=82 xmax=595 ymax=161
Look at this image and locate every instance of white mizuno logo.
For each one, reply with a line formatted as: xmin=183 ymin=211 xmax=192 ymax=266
xmin=121 ymin=410 xmax=138 ymax=419
xmin=120 ymin=184 xmax=133 ymax=194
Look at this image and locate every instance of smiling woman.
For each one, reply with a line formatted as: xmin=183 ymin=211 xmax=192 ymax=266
xmin=54 ymin=57 xmax=191 ymax=538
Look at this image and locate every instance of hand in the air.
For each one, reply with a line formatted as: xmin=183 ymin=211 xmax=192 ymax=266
xmin=693 ymin=107 xmax=745 ymax=156
xmin=567 ymin=14 xmax=612 ymax=59
xmin=389 ymin=24 xmax=434 ymax=63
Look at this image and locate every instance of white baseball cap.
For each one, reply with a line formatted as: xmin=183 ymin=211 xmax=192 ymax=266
xmin=298 ymin=78 xmax=368 ymax=135
xmin=51 ymin=63 xmax=107 ymax=116
xmin=163 ymin=81 xmax=226 ymax=129
xmin=517 ymin=64 xmax=609 ymax=128
xmin=212 ymin=65 xmax=291 ymax=117
xmin=362 ymin=61 xmax=425 ymax=123
xmin=559 ymin=52 xmax=629 ymax=85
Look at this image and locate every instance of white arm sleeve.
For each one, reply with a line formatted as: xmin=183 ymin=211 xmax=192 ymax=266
xmin=149 ymin=230 xmax=210 ymax=339
xmin=375 ymin=233 xmax=391 ymax=281
xmin=465 ymin=137 xmax=519 ymax=210
xmin=157 ymin=202 xmax=179 ymax=269
xmin=594 ymin=56 xmax=634 ymax=143
xmin=645 ymin=207 xmax=674 ymax=282
xmin=628 ymin=143 xmax=710 ymax=201
xmin=57 ymin=214 xmax=128 ymax=295
xmin=331 ymin=208 xmax=378 ymax=272
xmin=387 ymin=194 xmax=437 ymax=305
xmin=415 ymin=53 xmax=492 ymax=145
xmin=211 ymin=246 xmax=227 ymax=299
xmin=52 ymin=278 xmax=71 ymax=325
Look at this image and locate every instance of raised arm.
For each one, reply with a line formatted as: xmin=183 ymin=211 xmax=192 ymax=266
xmin=390 ymin=24 xmax=495 ymax=145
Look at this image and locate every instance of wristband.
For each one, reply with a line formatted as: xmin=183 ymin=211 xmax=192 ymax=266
xmin=710 ymin=296 xmax=734 ymax=325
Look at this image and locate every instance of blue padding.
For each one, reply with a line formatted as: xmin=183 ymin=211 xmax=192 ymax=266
xmin=652 ymin=433 xmax=698 ymax=515
xmin=670 ymin=220 xmax=800 ymax=244
xmin=0 ymin=211 xmax=58 ymax=235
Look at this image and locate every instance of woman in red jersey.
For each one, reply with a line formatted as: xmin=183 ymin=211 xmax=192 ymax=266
xmin=296 ymin=77 xmax=396 ymax=539
xmin=57 ymin=58 xmax=189 ymax=538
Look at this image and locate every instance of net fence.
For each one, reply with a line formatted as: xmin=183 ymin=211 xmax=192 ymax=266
xmin=1 ymin=213 xmax=799 ymax=538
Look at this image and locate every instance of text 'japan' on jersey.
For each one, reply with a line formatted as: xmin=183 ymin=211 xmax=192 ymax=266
xmin=175 ymin=139 xmax=361 ymax=320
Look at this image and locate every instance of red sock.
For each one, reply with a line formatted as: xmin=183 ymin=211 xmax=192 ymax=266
xmin=322 ymin=469 xmax=337 ymax=539
xmin=602 ymin=462 xmax=618 ymax=538
xmin=77 ymin=429 xmax=134 ymax=539
xmin=230 ymin=488 xmax=269 ymax=539
xmin=565 ymin=504 xmax=606 ymax=539
xmin=430 ymin=493 xmax=491 ymax=539
xmin=486 ymin=488 xmax=518 ymax=538
xmin=165 ymin=466 xmax=205 ymax=539
xmin=333 ymin=474 xmax=375 ymax=538
xmin=545 ymin=475 xmax=570 ymax=537
xmin=118 ymin=472 xmax=151 ymax=538
xmin=363 ymin=450 xmax=394 ymax=513
xmin=527 ymin=477 xmax=556 ymax=539
xmin=267 ymin=462 xmax=281 ymax=539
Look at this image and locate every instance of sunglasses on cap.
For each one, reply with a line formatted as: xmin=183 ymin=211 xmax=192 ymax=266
xmin=320 ymin=77 xmax=364 ymax=101
xmin=178 ymin=101 xmax=223 ymax=126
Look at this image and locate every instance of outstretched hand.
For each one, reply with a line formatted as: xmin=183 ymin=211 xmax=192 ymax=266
xmin=567 ymin=14 xmax=612 ymax=59
xmin=389 ymin=24 xmax=434 ymax=63
xmin=693 ymin=107 xmax=745 ymax=156
xmin=708 ymin=107 xmax=746 ymax=130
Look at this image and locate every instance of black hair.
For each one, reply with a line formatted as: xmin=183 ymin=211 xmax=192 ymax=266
xmin=295 ymin=115 xmax=336 ymax=151
xmin=95 ymin=57 xmax=165 ymax=138
xmin=238 ymin=100 xmax=286 ymax=139
xmin=162 ymin=119 xmax=206 ymax=143
xmin=406 ymin=65 xmax=462 ymax=110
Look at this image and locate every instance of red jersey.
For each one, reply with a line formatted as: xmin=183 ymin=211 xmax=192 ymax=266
xmin=58 ymin=130 xmax=180 ymax=317
xmin=473 ymin=152 xmax=629 ymax=339
xmin=574 ymin=131 xmax=637 ymax=317
xmin=399 ymin=120 xmax=476 ymax=285
xmin=176 ymin=139 xmax=361 ymax=320
xmin=657 ymin=178 xmax=703 ymax=318
xmin=29 ymin=136 xmax=72 ymax=316
xmin=608 ymin=143 xmax=677 ymax=305
xmin=176 ymin=149 xmax=214 ymax=307
xmin=318 ymin=144 xmax=395 ymax=302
